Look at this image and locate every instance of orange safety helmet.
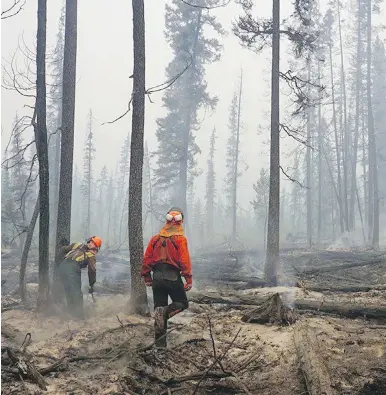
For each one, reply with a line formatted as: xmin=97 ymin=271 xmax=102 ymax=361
xmin=87 ymin=236 xmax=102 ymax=250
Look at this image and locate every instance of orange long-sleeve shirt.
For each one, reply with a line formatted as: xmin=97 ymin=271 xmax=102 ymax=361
xmin=141 ymin=235 xmax=192 ymax=281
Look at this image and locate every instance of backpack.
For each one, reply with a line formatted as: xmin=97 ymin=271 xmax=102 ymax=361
xmin=152 ymin=235 xmax=180 ymax=280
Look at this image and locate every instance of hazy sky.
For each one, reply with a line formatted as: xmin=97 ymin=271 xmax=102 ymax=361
xmin=2 ymin=0 xmax=385 ymax=210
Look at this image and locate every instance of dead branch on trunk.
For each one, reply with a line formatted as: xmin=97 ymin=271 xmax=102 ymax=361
xmin=103 ymin=58 xmax=192 ymax=125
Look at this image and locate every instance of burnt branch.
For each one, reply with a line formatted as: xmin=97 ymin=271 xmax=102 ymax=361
xmin=192 ymin=328 xmax=242 ymax=394
xmin=2 ymin=140 xmax=36 ymax=169
xmin=279 ymin=123 xmax=312 ymax=147
xmin=279 ymin=70 xmax=324 ymax=116
xmin=1 ymin=0 xmax=25 ymax=19
xmin=101 ymin=95 xmax=133 ymax=126
xmin=181 ymin=0 xmax=230 ymax=9
xmin=145 ymin=56 xmax=192 ymax=95
xmin=279 ymin=166 xmax=307 ymax=188
xmin=3 ymin=116 xmax=32 ymax=154
xmin=103 ymin=57 xmax=192 ymax=126
xmin=8 ymin=227 xmax=28 ymax=246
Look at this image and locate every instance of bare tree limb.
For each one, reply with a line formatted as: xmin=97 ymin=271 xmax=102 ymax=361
xmin=181 ymin=0 xmax=231 ymax=10
xmin=279 ymin=165 xmax=307 ymax=188
xmin=279 ymin=123 xmax=312 ymax=147
xmin=101 ymin=96 xmax=133 ymax=126
xmin=1 ymin=0 xmax=26 ymax=20
xmin=102 ymin=58 xmax=192 ymax=126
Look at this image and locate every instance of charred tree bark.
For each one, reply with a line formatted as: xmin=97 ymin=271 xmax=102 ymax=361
xmin=36 ymin=0 xmax=50 ymax=309
xmin=306 ymin=64 xmax=313 ymax=249
xmin=329 ymin=43 xmax=345 ymax=233
xmin=337 ymin=1 xmax=350 ymax=232
xmin=366 ymin=0 xmax=379 ymax=248
xmin=55 ymin=0 xmax=77 ymax=262
xmin=317 ymin=61 xmax=322 ymax=246
xmin=265 ymin=0 xmax=280 ymax=285
xmin=128 ymin=0 xmax=148 ymax=314
xmin=294 ymin=322 xmax=333 ymax=395
xmin=349 ymin=0 xmax=363 ymax=230
xmin=232 ymin=70 xmax=243 ymax=244
xmin=241 ymin=293 xmax=297 ymax=325
xmin=20 ymin=196 xmax=39 ymax=305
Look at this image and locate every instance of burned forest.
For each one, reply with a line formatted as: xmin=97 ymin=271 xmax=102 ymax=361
xmin=1 ymin=0 xmax=386 ymax=394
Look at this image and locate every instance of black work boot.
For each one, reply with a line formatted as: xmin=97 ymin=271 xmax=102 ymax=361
xmin=154 ymin=306 xmax=167 ymax=348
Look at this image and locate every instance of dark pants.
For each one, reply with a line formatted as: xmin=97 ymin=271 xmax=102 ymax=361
xmin=152 ymin=276 xmax=189 ymax=318
xmin=58 ymin=259 xmax=84 ymax=319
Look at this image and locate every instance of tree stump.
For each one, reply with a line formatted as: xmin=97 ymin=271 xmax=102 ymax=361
xmin=241 ymin=293 xmax=298 ymax=325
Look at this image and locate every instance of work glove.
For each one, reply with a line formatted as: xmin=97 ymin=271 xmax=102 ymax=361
xmin=144 ymin=274 xmax=152 ymax=287
xmin=183 ymin=276 xmax=192 ymax=292
xmin=88 ymin=285 xmax=94 ymax=294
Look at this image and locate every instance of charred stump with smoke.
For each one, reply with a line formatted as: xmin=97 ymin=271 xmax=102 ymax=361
xmin=241 ymin=293 xmax=298 ymax=325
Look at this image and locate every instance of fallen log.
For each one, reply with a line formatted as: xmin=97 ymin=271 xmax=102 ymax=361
xmin=294 ymin=322 xmax=333 ymax=395
xmin=295 ymin=299 xmax=386 ymax=320
xmin=298 ymin=258 xmax=385 ymax=276
xmin=213 ymin=275 xmax=267 ymax=286
xmin=189 ymin=292 xmax=386 ymax=320
xmin=300 ymin=284 xmax=386 ymax=293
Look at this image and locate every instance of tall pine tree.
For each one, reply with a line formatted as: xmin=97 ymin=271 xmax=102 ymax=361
xmin=154 ymin=0 xmax=224 ymax=228
xmin=81 ymin=110 xmax=95 ymax=237
xmin=205 ymin=128 xmax=217 ymax=240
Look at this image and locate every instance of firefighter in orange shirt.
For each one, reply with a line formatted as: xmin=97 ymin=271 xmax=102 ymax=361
xmin=141 ymin=207 xmax=192 ymax=347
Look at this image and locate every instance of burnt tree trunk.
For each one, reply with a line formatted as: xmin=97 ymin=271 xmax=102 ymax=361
xmin=232 ymin=69 xmax=243 ymax=244
xmin=128 ymin=0 xmax=148 ymax=314
xmin=36 ymin=0 xmax=50 ymax=309
xmin=306 ymin=64 xmax=313 ymax=248
xmin=317 ymin=60 xmax=322 ymax=246
xmin=337 ymin=1 xmax=350 ymax=232
xmin=329 ymin=43 xmax=345 ymax=233
xmin=349 ymin=0 xmax=362 ymax=230
xmin=265 ymin=0 xmax=280 ymax=285
xmin=20 ymin=196 xmax=40 ymax=305
xmin=55 ymin=0 xmax=77 ymax=262
xmin=366 ymin=0 xmax=379 ymax=248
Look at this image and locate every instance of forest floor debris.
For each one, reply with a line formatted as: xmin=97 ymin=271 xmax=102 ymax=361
xmin=2 ymin=248 xmax=386 ymax=394
xmin=2 ymin=290 xmax=386 ymax=395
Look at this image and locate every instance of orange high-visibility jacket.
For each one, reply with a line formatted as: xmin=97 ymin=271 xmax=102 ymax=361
xmin=141 ymin=234 xmax=192 ymax=280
